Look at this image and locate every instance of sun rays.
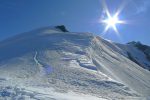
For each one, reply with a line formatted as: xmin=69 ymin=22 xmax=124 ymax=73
xmin=99 ymin=0 xmax=126 ymax=37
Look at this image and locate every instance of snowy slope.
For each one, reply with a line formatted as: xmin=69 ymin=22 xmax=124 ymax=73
xmin=116 ymin=42 xmax=150 ymax=71
xmin=0 ymin=26 xmax=150 ymax=99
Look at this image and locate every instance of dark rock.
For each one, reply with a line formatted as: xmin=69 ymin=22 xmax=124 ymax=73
xmin=55 ymin=25 xmax=69 ymax=32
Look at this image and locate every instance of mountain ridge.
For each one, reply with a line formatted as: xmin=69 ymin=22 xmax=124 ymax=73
xmin=0 ymin=26 xmax=150 ymax=99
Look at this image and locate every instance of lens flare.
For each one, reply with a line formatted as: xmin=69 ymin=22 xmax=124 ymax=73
xmin=100 ymin=0 xmax=126 ymax=36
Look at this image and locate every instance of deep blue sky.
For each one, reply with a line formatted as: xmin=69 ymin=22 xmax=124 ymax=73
xmin=0 ymin=0 xmax=150 ymax=45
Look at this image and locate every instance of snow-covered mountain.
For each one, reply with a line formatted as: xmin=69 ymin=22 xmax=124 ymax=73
xmin=125 ymin=41 xmax=150 ymax=71
xmin=0 ymin=25 xmax=150 ymax=100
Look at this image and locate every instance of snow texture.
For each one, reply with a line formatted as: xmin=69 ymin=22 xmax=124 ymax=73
xmin=0 ymin=26 xmax=150 ymax=99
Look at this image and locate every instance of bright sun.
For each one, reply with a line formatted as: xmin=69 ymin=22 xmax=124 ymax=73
xmin=104 ymin=16 xmax=119 ymax=27
xmin=100 ymin=0 xmax=126 ymax=36
xmin=102 ymin=14 xmax=124 ymax=33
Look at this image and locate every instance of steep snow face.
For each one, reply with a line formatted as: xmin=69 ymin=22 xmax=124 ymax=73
xmin=88 ymin=37 xmax=150 ymax=96
xmin=115 ymin=42 xmax=150 ymax=71
xmin=0 ymin=26 xmax=150 ymax=99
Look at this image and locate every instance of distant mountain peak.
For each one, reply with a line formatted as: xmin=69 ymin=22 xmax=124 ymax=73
xmin=127 ymin=41 xmax=149 ymax=51
xmin=127 ymin=41 xmax=141 ymax=45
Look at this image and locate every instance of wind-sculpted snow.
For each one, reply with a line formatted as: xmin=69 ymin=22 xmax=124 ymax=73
xmin=90 ymin=37 xmax=150 ymax=96
xmin=0 ymin=84 xmax=110 ymax=100
xmin=0 ymin=26 xmax=150 ymax=99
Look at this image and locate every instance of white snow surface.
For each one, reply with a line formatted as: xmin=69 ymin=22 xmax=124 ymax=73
xmin=0 ymin=27 xmax=150 ymax=100
xmin=116 ymin=43 xmax=150 ymax=70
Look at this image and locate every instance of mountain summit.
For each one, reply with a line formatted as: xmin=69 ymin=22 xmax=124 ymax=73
xmin=55 ymin=25 xmax=69 ymax=32
xmin=0 ymin=26 xmax=150 ymax=100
